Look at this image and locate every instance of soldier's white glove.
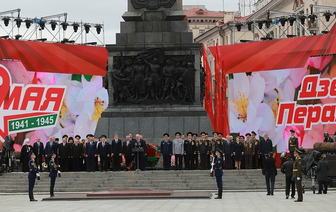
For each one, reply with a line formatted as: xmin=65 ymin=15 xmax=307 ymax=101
xmin=211 ymin=163 xmax=215 ymax=166
xmin=297 ymin=177 xmax=301 ymax=180
xmin=36 ymin=173 xmax=40 ymax=177
xmin=57 ymin=171 xmax=61 ymax=174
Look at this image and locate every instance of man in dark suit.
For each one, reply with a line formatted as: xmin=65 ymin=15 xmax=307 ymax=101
xmin=316 ymin=154 xmax=329 ymax=194
xmin=111 ymin=133 xmax=122 ymax=171
xmin=97 ymin=135 xmax=111 ymax=172
xmin=32 ymin=137 xmax=44 ymax=172
xmin=72 ymin=138 xmax=83 ymax=171
xmin=139 ymin=135 xmax=147 ymax=171
xmin=281 ymin=155 xmax=295 ymax=199
xmin=262 ymin=152 xmax=277 ymax=195
xmin=123 ymin=135 xmax=134 ymax=169
xmin=85 ymin=134 xmax=97 ymax=172
xmin=184 ymin=132 xmax=193 ymax=170
xmin=58 ymin=135 xmax=69 ymax=172
xmin=260 ymin=133 xmax=273 ymax=168
xmin=45 ymin=137 xmax=55 ymax=171
xmin=132 ymin=134 xmax=147 ymax=171
xmin=223 ymin=135 xmax=233 ymax=169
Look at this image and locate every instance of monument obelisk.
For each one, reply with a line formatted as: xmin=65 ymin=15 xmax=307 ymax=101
xmin=96 ymin=0 xmax=213 ymax=143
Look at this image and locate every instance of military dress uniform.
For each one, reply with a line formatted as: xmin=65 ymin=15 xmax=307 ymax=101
xmin=293 ymin=150 xmax=303 ymax=202
xmin=198 ymin=139 xmax=210 ymax=169
xmin=160 ymin=138 xmax=172 ymax=170
xmin=244 ymin=140 xmax=255 ymax=169
xmin=214 ymin=151 xmax=223 ymax=199
xmin=28 ymin=152 xmax=38 ymax=201
xmin=191 ymin=139 xmax=198 ymax=169
xmin=288 ymin=136 xmax=298 ymax=157
xmin=49 ymin=156 xmax=58 ymax=197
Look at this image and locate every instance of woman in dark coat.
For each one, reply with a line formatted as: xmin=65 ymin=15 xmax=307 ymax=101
xmin=20 ymin=138 xmax=33 ymax=172
xmin=233 ymin=136 xmax=244 ymax=169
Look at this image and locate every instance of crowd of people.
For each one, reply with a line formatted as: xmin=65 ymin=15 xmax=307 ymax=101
xmin=19 ymin=130 xmax=277 ymax=172
xmin=20 ymin=133 xmax=148 ymax=173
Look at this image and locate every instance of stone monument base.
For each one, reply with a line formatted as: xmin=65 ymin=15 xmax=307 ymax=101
xmin=95 ymin=105 xmax=212 ymax=144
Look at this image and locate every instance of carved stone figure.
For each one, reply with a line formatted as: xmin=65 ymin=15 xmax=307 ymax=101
xmin=143 ymin=57 xmax=162 ymax=100
xmin=133 ymin=59 xmax=147 ymax=100
xmin=162 ymin=59 xmax=176 ymax=100
xmin=131 ymin=0 xmax=177 ymax=10
xmin=183 ymin=62 xmax=195 ymax=102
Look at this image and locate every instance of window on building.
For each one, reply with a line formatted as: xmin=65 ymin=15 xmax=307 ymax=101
xmin=199 ymin=29 xmax=205 ymax=35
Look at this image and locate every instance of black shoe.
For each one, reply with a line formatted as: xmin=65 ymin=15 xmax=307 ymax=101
xmin=30 ymin=199 xmax=38 ymax=201
xmin=291 ymin=196 xmax=295 ymax=199
xmin=316 ymin=193 xmax=322 ymax=194
xmin=266 ymin=193 xmax=270 ymax=195
xmin=214 ymin=196 xmax=222 ymax=199
xmin=294 ymin=200 xmax=302 ymax=202
xmin=286 ymin=195 xmax=289 ymax=199
xmin=271 ymin=193 xmax=274 ymax=195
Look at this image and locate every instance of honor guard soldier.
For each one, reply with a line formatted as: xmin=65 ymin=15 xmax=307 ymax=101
xmin=198 ymin=132 xmax=210 ymax=169
xmin=288 ymin=130 xmax=298 ymax=157
xmin=293 ymin=148 xmax=303 ymax=202
xmin=160 ymin=133 xmax=173 ymax=170
xmin=184 ymin=132 xmax=194 ymax=170
xmin=49 ymin=152 xmax=59 ymax=197
xmin=28 ymin=151 xmax=39 ymax=201
xmin=213 ymin=148 xmax=223 ymax=199
xmin=244 ymin=133 xmax=255 ymax=169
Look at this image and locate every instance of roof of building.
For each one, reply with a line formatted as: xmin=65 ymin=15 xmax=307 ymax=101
xmin=232 ymin=14 xmax=252 ymax=22
xmin=184 ymin=8 xmax=229 ymax=18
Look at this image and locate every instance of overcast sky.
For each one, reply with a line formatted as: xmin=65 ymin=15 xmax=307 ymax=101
xmin=2 ymin=0 xmax=239 ymax=44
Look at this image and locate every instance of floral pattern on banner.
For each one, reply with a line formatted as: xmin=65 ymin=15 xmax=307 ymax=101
xmin=0 ymin=60 xmax=108 ymax=145
xmin=228 ymin=56 xmax=336 ymax=152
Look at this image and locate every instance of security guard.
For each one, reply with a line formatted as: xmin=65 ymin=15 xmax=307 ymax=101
xmin=213 ymin=148 xmax=223 ymax=199
xmin=293 ymin=148 xmax=303 ymax=202
xmin=28 ymin=151 xmax=39 ymax=201
xmin=288 ymin=130 xmax=298 ymax=157
xmin=49 ymin=152 xmax=59 ymax=197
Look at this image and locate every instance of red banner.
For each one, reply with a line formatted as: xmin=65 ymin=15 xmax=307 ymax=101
xmin=202 ymin=45 xmax=214 ymax=128
xmin=0 ymin=38 xmax=107 ymax=76
xmin=209 ymin=24 xmax=336 ymax=74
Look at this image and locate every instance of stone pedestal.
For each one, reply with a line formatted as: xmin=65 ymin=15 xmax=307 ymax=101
xmin=95 ymin=0 xmax=213 ymax=143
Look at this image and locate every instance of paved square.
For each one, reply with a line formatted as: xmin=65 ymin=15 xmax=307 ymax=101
xmin=1 ymin=191 xmax=335 ymax=212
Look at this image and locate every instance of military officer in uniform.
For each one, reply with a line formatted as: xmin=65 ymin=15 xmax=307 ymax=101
xmin=293 ymin=148 xmax=303 ymax=202
xmin=213 ymin=148 xmax=223 ymax=199
xmin=211 ymin=131 xmax=218 ymax=156
xmin=244 ymin=133 xmax=255 ymax=169
xmin=198 ymin=132 xmax=210 ymax=169
xmin=28 ymin=151 xmax=39 ymax=201
xmin=160 ymin=133 xmax=172 ymax=170
xmin=288 ymin=130 xmax=298 ymax=157
xmin=49 ymin=152 xmax=59 ymax=197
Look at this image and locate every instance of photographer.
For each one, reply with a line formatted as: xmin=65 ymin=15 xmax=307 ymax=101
xmin=262 ymin=152 xmax=277 ymax=195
